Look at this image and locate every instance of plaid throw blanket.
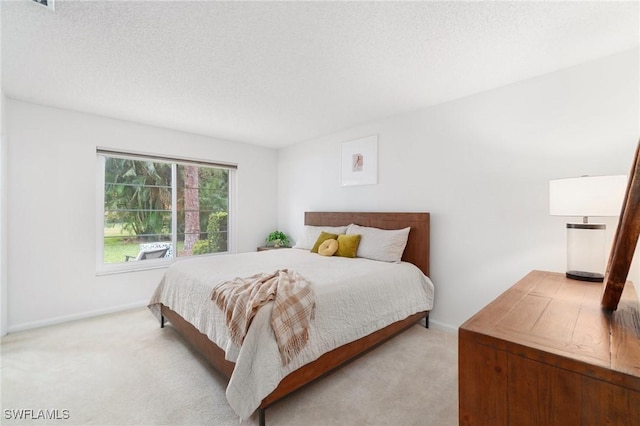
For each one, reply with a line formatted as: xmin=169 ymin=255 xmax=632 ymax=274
xmin=211 ymin=269 xmax=316 ymax=365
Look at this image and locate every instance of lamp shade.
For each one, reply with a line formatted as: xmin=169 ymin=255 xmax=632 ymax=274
xmin=549 ymin=175 xmax=627 ymax=217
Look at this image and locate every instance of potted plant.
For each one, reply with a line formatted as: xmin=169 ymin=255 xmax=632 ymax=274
xmin=266 ymin=231 xmax=290 ymax=248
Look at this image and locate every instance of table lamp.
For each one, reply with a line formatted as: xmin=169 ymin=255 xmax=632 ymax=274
xmin=549 ymin=175 xmax=627 ymax=282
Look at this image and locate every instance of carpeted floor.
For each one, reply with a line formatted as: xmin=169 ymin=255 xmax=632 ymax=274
xmin=1 ymin=308 xmax=458 ymax=425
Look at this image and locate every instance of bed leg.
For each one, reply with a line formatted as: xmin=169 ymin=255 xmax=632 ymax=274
xmin=258 ymin=408 xmax=266 ymax=426
xmin=425 ymin=313 xmax=429 ymax=329
xmin=160 ymin=315 xmax=165 ymax=329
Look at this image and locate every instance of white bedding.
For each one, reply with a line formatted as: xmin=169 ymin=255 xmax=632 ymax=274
xmin=148 ymin=248 xmax=435 ymax=419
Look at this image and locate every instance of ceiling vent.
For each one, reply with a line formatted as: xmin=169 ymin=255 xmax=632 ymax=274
xmin=30 ymin=0 xmax=55 ymax=11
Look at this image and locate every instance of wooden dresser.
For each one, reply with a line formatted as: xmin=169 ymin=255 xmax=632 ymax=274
xmin=459 ymin=270 xmax=640 ymax=426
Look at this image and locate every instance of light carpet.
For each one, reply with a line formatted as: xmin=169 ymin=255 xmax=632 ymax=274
xmin=1 ymin=308 xmax=458 ymax=425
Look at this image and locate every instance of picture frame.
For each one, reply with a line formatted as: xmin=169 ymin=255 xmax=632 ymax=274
xmin=31 ymin=0 xmax=55 ymax=10
xmin=341 ymin=135 xmax=378 ymax=186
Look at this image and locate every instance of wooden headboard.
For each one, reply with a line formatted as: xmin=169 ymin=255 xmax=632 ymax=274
xmin=304 ymin=212 xmax=430 ymax=276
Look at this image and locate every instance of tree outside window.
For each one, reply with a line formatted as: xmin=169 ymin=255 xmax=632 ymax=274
xmin=100 ymin=153 xmax=232 ymax=267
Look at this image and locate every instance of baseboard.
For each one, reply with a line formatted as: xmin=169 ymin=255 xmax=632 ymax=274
xmin=7 ymin=302 xmax=460 ymax=336
xmin=427 ymin=318 xmax=458 ymax=335
xmin=6 ymin=300 xmax=149 ymax=334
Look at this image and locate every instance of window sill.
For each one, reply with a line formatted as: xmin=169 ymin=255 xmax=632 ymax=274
xmin=96 ymin=260 xmax=172 ymax=276
xmin=95 ymin=251 xmax=232 ymax=276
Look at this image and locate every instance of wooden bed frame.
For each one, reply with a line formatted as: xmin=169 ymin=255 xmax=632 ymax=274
xmin=159 ymin=211 xmax=431 ymax=425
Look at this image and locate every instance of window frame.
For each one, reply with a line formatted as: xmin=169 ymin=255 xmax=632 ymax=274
xmin=96 ymin=148 xmax=237 ymax=275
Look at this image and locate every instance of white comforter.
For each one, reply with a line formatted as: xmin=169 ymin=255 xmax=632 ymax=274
xmin=148 ymin=248 xmax=435 ymax=419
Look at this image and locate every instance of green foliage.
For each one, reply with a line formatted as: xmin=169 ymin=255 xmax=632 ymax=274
xmin=207 ymin=211 xmax=228 ymax=252
xmin=191 ymin=240 xmax=211 ymax=255
xmin=104 ymin=158 xmax=230 ymax=249
xmin=191 ymin=212 xmax=229 ymax=255
xmin=176 ymin=166 xmax=229 ymax=238
xmin=266 ymin=230 xmax=289 ymax=247
xmin=104 ymin=158 xmax=172 ymax=241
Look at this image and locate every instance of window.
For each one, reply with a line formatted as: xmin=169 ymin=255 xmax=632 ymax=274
xmin=96 ymin=149 xmax=236 ymax=273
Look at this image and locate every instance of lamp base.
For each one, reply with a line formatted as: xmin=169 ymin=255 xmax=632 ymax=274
xmin=565 ymin=223 xmax=606 ymax=284
xmin=566 ymin=270 xmax=604 ymax=283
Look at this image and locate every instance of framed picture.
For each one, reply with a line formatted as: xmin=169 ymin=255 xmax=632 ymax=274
xmin=341 ymin=135 xmax=378 ymax=186
xmin=31 ymin=0 xmax=55 ymax=10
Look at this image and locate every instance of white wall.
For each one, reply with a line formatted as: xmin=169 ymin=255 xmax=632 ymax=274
xmin=0 ymin=1 xmax=7 ymax=336
xmin=1 ymin=90 xmax=7 ymax=336
xmin=5 ymin=100 xmax=278 ymax=332
xmin=5 ymin=51 xmax=638 ymax=334
xmin=277 ymin=49 xmax=640 ymax=332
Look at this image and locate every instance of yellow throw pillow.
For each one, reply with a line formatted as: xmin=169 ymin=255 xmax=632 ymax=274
xmin=311 ymin=231 xmax=339 ymax=253
xmin=318 ymin=239 xmax=339 ymax=256
xmin=336 ymin=234 xmax=361 ymax=258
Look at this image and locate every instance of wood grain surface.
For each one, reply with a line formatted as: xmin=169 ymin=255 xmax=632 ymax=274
xmin=602 ymin=140 xmax=640 ymax=310
xmin=459 ymin=270 xmax=640 ymax=425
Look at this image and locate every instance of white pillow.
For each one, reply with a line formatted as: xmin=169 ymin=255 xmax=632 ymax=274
xmin=346 ymin=224 xmax=410 ymax=263
xmin=293 ymin=225 xmax=348 ymax=250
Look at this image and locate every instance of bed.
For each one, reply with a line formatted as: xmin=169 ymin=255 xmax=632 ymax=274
xmin=148 ymin=211 xmax=434 ymax=425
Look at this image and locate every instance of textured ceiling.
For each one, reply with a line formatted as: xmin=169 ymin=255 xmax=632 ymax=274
xmin=2 ymin=1 xmax=639 ymax=148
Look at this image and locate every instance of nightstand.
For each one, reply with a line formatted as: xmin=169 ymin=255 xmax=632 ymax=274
xmin=257 ymin=246 xmax=289 ymax=252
